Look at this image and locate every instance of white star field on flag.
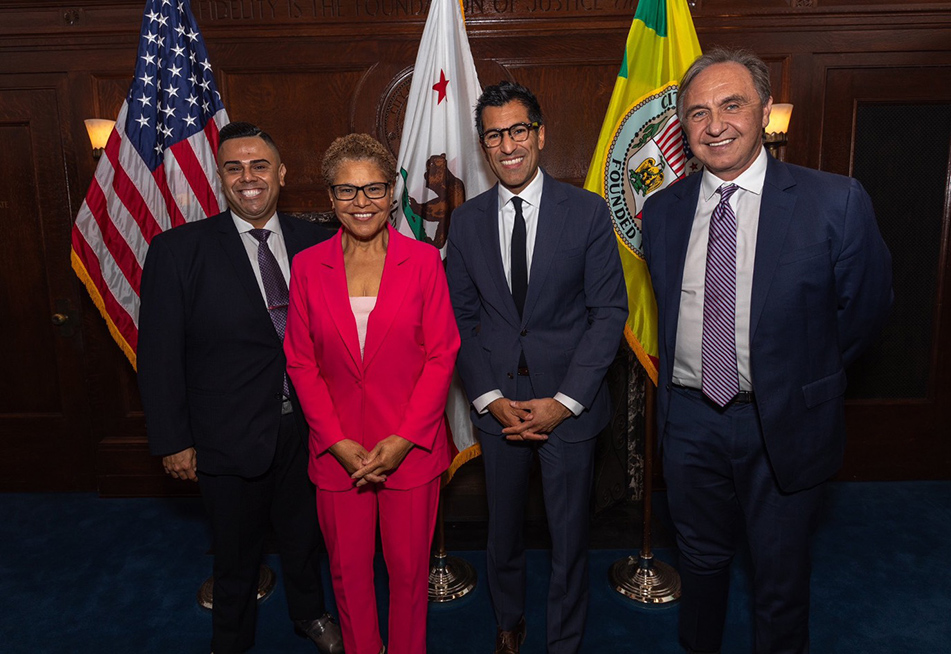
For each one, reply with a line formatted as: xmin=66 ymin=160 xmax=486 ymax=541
xmin=126 ymin=0 xmax=225 ymax=171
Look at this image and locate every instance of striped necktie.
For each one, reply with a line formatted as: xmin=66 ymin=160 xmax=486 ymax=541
xmin=701 ymin=183 xmax=740 ymax=407
xmin=250 ymin=228 xmax=290 ymax=397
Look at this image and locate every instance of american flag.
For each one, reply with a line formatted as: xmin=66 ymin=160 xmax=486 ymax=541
xmin=71 ymin=0 xmax=229 ymax=366
xmin=656 ymin=115 xmax=688 ymax=177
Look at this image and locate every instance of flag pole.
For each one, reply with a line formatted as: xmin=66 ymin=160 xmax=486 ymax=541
xmin=428 ymin=492 xmax=477 ymax=602
xmin=609 ymin=376 xmax=681 ymax=603
xmin=393 ymin=0 xmax=490 ymax=603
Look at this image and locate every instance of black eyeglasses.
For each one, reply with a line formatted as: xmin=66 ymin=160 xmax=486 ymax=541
xmin=480 ymin=122 xmax=541 ymax=148
xmin=330 ymin=182 xmax=390 ymax=201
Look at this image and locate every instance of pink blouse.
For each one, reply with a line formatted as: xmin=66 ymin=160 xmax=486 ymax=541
xmin=349 ymin=296 xmax=377 ymax=358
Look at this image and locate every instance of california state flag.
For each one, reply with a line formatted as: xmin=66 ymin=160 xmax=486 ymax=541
xmin=392 ymin=0 xmax=493 ymax=480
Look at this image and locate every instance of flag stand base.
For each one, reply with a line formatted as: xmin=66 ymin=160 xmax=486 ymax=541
xmin=608 ymin=380 xmax=680 ymax=605
xmin=197 ymin=565 xmax=276 ymax=609
xmin=428 ymin=550 xmax=477 ymax=603
xmin=428 ymin=496 xmax=476 ymax=603
xmin=609 ymin=553 xmax=680 ymax=604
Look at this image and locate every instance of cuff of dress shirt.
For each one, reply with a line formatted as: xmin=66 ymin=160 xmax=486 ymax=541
xmin=473 ymin=389 xmax=504 ymax=414
xmin=554 ymin=393 xmax=584 ymax=417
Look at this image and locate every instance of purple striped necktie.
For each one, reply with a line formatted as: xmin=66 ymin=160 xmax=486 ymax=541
xmin=250 ymin=229 xmax=290 ymax=397
xmin=701 ymin=183 xmax=740 ymax=407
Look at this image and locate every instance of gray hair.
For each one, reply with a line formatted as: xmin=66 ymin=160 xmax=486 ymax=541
xmin=677 ymin=47 xmax=772 ymax=120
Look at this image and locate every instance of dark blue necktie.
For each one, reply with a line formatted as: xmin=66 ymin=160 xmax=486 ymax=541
xmin=510 ymin=197 xmax=527 ymax=317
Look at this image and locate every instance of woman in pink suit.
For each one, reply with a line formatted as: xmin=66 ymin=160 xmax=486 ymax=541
xmin=284 ymin=133 xmax=460 ymax=654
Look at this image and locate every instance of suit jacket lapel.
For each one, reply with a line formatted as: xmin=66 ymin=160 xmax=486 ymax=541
xmin=475 ymin=184 xmax=521 ymax=325
xmin=279 ymin=212 xmax=309 ymax=261
xmin=363 ymin=224 xmax=411 ymax=368
xmin=318 ymin=228 xmax=363 ymax=371
xmin=750 ymin=158 xmax=797 ymax=338
xmin=664 ymin=175 xmax=702 ymax=368
xmin=522 ymin=173 xmax=567 ymax=324
xmin=215 ymin=211 xmax=279 ymax=339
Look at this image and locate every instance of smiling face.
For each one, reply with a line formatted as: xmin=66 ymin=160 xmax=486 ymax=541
xmin=480 ymin=100 xmax=545 ymax=195
xmin=329 ymin=159 xmax=392 ymax=244
xmin=681 ymin=61 xmax=772 ymax=181
xmin=217 ymin=136 xmax=286 ymax=227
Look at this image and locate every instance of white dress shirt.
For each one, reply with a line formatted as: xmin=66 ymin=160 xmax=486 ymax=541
xmin=472 ymin=170 xmax=584 ymax=417
xmin=231 ymin=212 xmax=290 ymax=306
xmin=672 ymin=147 xmax=768 ymax=392
xmin=496 ymin=169 xmax=544 ymax=289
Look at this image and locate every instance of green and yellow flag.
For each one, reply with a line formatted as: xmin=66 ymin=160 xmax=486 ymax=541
xmin=583 ymin=0 xmax=702 ymax=384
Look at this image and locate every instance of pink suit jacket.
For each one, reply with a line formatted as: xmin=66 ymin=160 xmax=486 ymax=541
xmin=285 ymin=224 xmax=461 ymax=491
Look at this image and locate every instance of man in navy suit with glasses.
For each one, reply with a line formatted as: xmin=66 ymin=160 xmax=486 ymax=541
xmin=446 ymin=81 xmax=627 ymax=654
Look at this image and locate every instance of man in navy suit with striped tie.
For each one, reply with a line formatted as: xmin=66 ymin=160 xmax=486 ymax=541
xmin=642 ymin=49 xmax=892 ymax=653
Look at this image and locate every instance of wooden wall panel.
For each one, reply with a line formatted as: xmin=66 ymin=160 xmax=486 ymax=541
xmin=816 ymin=58 xmax=951 ymax=480
xmin=497 ymin=62 xmax=618 ymax=183
xmin=92 ymin=76 xmax=131 ymax=120
xmin=0 ymin=80 xmax=95 ymax=491
xmin=1 ymin=121 xmax=61 ymax=414
xmin=0 ymin=0 xmax=949 ymax=494
xmin=220 ymin=66 xmax=372 ymax=211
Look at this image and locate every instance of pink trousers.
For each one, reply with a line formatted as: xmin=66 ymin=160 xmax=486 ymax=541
xmin=316 ymin=477 xmax=440 ymax=654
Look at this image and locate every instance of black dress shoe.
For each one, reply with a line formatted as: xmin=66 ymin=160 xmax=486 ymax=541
xmin=494 ymin=617 xmax=525 ymax=654
xmin=294 ymin=614 xmax=344 ymax=654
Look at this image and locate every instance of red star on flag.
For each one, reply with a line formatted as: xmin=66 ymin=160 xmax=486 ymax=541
xmin=432 ymin=69 xmax=449 ymax=104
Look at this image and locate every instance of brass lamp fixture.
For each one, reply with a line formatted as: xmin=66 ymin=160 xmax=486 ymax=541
xmin=84 ymin=118 xmax=116 ymax=159
xmin=764 ymin=103 xmax=793 ymax=161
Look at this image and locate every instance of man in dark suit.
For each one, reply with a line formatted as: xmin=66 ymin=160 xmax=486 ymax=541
xmin=642 ymin=49 xmax=893 ymax=653
xmin=138 ymin=122 xmax=343 ymax=654
xmin=446 ymin=81 xmax=627 ymax=654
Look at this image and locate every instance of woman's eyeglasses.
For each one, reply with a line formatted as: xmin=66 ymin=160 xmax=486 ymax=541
xmin=330 ymin=182 xmax=390 ymax=201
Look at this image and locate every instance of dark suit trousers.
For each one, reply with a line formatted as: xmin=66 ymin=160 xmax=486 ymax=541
xmin=662 ymin=386 xmax=822 ymax=654
xmin=479 ymin=375 xmax=596 ymax=654
xmin=198 ymin=411 xmax=326 ymax=654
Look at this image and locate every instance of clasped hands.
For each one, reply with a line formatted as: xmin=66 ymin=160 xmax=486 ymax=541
xmin=488 ymin=397 xmax=571 ymax=441
xmin=162 ymin=447 xmax=198 ymax=482
xmin=330 ymin=435 xmax=414 ymax=487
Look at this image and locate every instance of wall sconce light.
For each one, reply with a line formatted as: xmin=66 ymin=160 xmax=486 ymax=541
xmin=764 ymin=103 xmax=793 ymax=161
xmin=84 ymin=118 xmax=115 ymax=159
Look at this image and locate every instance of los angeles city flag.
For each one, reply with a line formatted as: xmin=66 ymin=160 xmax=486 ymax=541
xmin=393 ymin=0 xmax=494 ymax=481
xmin=71 ymin=0 xmax=229 ymax=367
xmin=583 ymin=0 xmax=702 ymax=384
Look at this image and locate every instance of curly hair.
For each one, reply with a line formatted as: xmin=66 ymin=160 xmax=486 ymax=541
xmin=321 ymin=133 xmax=397 ymax=186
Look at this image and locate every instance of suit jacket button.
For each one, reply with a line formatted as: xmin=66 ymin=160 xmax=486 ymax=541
xmin=507 ymin=372 xmax=514 ymax=379
xmin=520 ymin=329 xmax=528 ymax=336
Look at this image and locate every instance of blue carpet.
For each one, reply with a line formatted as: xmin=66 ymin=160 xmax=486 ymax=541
xmin=1 ymin=481 xmax=949 ymax=652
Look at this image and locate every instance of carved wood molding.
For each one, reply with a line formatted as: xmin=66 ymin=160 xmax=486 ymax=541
xmin=2 ymin=1 xmax=951 ymax=43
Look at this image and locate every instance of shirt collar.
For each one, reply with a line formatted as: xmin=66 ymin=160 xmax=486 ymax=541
xmin=231 ymin=211 xmax=281 ymax=235
xmin=700 ymin=146 xmax=768 ymax=201
xmin=498 ymin=168 xmax=545 ymax=209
